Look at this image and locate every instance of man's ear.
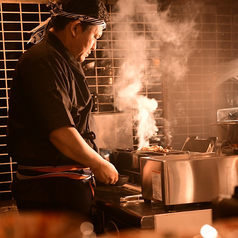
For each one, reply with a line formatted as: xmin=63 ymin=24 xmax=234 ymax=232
xmin=70 ymin=20 xmax=82 ymax=37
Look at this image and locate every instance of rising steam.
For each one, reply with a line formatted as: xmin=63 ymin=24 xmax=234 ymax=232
xmin=113 ymin=0 xmax=199 ymax=148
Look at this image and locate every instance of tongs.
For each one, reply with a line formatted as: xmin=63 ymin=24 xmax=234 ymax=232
xmin=120 ymin=194 xmax=142 ymax=203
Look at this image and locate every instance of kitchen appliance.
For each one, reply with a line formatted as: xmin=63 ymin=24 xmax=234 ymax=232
xmin=217 ymin=107 xmax=238 ymax=122
xmin=110 ymin=148 xmax=188 ymax=187
xmin=138 ymin=108 xmax=238 ymax=208
xmin=140 ymin=153 xmax=238 ymax=208
xmin=181 ymin=136 xmax=216 ymax=153
xmin=211 ymin=107 xmax=238 ymax=156
xmin=140 ymin=153 xmax=219 ymax=206
xmin=110 ymin=136 xmax=215 ymax=188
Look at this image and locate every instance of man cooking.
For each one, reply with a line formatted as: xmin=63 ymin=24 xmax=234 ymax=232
xmin=7 ymin=0 xmax=118 ymax=220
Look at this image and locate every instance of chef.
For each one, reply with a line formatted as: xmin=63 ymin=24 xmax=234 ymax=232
xmin=7 ymin=0 xmax=118 ymax=220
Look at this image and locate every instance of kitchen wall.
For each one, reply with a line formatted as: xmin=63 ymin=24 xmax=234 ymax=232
xmin=167 ymin=0 xmax=238 ymax=150
xmin=0 ymin=0 xmax=238 ymax=199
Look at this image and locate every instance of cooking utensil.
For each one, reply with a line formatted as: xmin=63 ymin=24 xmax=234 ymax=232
xmin=114 ymin=174 xmax=129 ymax=186
xmin=96 ymin=174 xmax=129 ymax=187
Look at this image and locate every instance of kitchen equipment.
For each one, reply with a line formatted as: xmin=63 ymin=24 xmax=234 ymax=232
xmin=211 ymin=107 xmax=238 ymax=155
xmin=140 ymin=153 xmax=218 ymax=205
xmin=114 ymin=175 xmax=129 ymax=186
xmin=181 ymin=136 xmax=216 ymax=153
xmin=217 ymin=107 xmax=238 ymax=122
xmin=110 ymin=148 xmax=187 ymax=187
xmin=214 ymin=140 xmax=237 ymax=156
xmin=95 ymin=174 xmax=129 ymax=187
xmin=140 ymin=153 xmax=238 ymax=208
xmin=216 ymin=155 xmax=238 ymax=195
xmin=111 ymin=136 xmax=214 ymax=188
xmin=212 ymin=122 xmax=238 ymax=151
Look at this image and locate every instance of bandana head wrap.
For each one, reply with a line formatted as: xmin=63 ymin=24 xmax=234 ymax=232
xmin=28 ymin=0 xmax=106 ymax=44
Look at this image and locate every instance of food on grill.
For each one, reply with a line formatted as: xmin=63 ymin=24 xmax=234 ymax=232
xmin=139 ymin=145 xmax=170 ymax=153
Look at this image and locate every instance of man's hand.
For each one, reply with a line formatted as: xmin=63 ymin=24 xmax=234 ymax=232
xmin=92 ymin=159 xmax=118 ymax=185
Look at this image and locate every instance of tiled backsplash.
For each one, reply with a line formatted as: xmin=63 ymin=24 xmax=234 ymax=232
xmin=1 ymin=0 xmax=238 ymax=199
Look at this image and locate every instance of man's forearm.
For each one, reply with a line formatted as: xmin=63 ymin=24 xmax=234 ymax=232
xmin=49 ymin=126 xmax=103 ymax=169
xmin=49 ymin=126 xmax=118 ymax=184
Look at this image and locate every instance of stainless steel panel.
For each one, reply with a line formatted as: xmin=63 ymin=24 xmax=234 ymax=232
xmin=140 ymin=156 xmax=160 ymax=201
xmin=141 ymin=154 xmax=220 ymax=205
xmin=216 ymin=156 xmax=238 ymax=195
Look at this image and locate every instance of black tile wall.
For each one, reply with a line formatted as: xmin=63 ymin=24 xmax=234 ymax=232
xmin=166 ymin=0 xmax=238 ymax=149
xmin=0 ymin=2 xmax=50 ymax=200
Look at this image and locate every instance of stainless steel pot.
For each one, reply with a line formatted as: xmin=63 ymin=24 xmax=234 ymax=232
xmin=212 ymin=122 xmax=238 ymax=144
xmin=211 ymin=122 xmax=238 ymax=156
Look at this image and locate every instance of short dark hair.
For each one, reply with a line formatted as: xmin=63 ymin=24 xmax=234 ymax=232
xmin=50 ymin=0 xmax=109 ymax=32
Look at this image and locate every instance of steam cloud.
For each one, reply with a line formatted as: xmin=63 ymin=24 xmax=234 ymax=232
xmin=112 ymin=0 xmax=199 ymax=148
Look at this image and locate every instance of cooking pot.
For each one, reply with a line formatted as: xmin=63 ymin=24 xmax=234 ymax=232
xmin=114 ymin=174 xmax=129 ymax=186
xmin=211 ymin=122 xmax=238 ymax=144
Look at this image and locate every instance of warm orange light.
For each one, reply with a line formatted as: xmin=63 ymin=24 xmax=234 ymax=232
xmin=200 ymin=224 xmax=218 ymax=238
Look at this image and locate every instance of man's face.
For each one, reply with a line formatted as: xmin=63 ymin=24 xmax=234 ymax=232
xmin=72 ymin=24 xmax=103 ymax=62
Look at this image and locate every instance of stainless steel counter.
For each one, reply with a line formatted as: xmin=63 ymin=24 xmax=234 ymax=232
xmin=92 ymin=184 xmax=211 ymax=233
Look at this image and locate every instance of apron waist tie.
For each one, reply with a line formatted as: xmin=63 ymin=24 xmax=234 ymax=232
xmin=16 ymin=165 xmax=95 ymax=186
